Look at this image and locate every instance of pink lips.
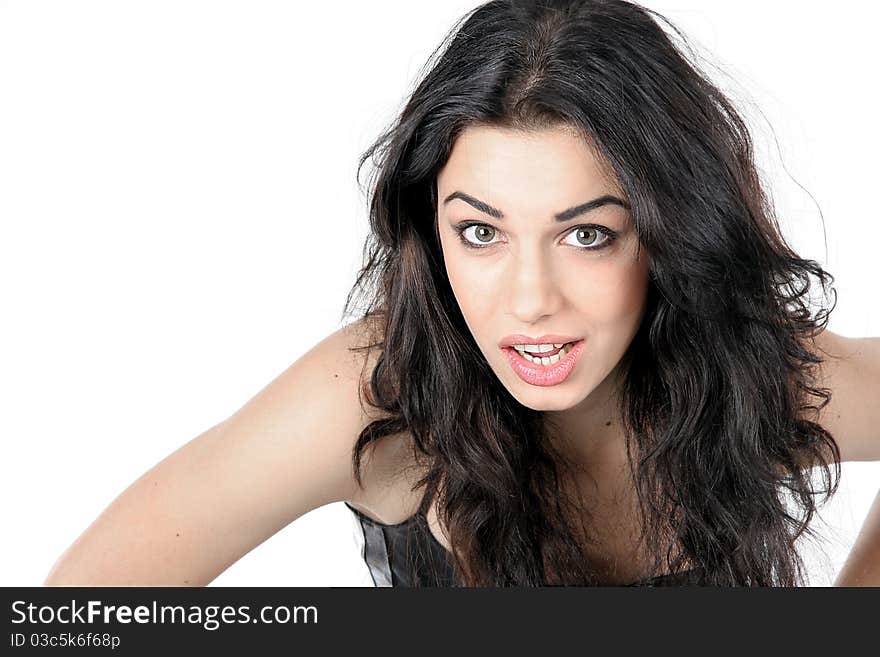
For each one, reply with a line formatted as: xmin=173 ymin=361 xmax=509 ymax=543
xmin=501 ymin=339 xmax=586 ymax=387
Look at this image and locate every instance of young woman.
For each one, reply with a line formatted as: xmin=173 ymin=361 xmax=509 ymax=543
xmin=45 ymin=0 xmax=880 ymax=587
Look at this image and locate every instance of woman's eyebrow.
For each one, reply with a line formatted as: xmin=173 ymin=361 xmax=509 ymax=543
xmin=441 ymin=190 xmax=629 ymax=222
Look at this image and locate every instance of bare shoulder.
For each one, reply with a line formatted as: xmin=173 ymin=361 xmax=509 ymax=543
xmin=808 ymin=328 xmax=880 ymax=463
xmin=325 ymin=319 xmax=427 ymax=523
xmin=220 ymin=313 xmax=392 ymax=503
xmin=261 ymin=314 xmax=423 ymax=520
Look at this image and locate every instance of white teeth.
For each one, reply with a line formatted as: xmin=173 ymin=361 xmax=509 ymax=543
xmin=514 ymin=343 xmax=563 ymax=354
xmin=521 ymin=343 xmax=571 ymax=365
xmin=513 ymin=341 xmax=575 ymax=355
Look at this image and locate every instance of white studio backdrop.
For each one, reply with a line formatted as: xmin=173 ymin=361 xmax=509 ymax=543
xmin=0 ymin=0 xmax=877 ymax=587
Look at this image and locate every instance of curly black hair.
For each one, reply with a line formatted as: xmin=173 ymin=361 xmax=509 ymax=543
xmin=341 ymin=0 xmax=839 ymax=586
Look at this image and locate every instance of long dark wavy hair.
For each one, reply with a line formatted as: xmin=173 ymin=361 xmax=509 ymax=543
xmin=341 ymin=0 xmax=840 ymax=586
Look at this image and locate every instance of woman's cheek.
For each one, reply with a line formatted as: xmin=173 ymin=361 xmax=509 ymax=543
xmin=609 ymin=261 xmax=650 ymax=323
xmin=446 ymin=256 xmax=490 ymax=322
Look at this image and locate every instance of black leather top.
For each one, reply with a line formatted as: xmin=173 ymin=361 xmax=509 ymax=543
xmin=345 ymin=477 xmax=456 ymax=587
xmin=345 ymin=481 xmax=703 ymax=587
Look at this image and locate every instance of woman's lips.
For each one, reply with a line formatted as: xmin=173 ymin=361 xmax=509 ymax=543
xmin=501 ymin=339 xmax=586 ymax=387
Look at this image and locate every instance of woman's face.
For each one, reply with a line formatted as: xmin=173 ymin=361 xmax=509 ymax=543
xmin=436 ymin=124 xmax=650 ymax=431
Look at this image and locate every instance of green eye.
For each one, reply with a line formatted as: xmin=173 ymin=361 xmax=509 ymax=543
xmin=471 ymin=225 xmax=496 ymax=244
xmin=564 ymin=227 xmax=609 ymax=249
xmin=455 ymin=223 xmax=497 ymax=248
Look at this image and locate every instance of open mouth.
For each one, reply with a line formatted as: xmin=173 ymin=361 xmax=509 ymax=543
xmin=508 ymin=340 xmax=578 ymax=365
xmin=500 ymin=339 xmax=586 ymax=387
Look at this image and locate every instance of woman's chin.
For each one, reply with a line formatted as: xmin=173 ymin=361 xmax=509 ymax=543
xmin=500 ymin=378 xmax=586 ymax=412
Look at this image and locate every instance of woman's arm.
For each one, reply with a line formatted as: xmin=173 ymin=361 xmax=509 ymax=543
xmin=811 ymin=330 xmax=880 ymax=463
xmin=43 ymin=319 xmax=380 ymax=586
xmin=811 ymin=330 xmax=880 ymax=586
xmin=834 ymin=489 xmax=880 ymax=586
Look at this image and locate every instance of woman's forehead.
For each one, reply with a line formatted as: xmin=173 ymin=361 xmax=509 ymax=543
xmin=437 ymin=125 xmax=624 ymax=216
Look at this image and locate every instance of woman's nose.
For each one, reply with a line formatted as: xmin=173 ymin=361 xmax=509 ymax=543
xmin=505 ymin=251 xmax=564 ymax=324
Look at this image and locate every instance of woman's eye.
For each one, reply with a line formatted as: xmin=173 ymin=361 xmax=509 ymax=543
xmin=561 ymin=226 xmax=613 ymax=250
xmin=458 ymin=224 xmax=499 ymax=247
xmin=455 ymin=223 xmax=617 ymax=252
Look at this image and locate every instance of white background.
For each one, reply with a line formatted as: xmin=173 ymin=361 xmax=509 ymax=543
xmin=1 ymin=0 xmax=877 ymax=586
